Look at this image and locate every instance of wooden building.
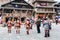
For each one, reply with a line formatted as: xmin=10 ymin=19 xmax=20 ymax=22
xmin=54 ymin=3 xmax=60 ymax=16
xmin=32 ymin=0 xmax=56 ymax=19
xmin=0 ymin=0 xmax=33 ymax=22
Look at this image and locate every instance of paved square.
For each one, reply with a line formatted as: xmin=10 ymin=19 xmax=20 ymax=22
xmin=0 ymin=23 xmax=60 ymax=40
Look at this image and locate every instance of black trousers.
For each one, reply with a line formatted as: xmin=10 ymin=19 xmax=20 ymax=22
xmin=36 ymin=25 xmax=40 ymax=33
xmin=56 ymin=21 xmax=58 ymax=24
xmin=45 ymin=30 xmax=50 ymax=37
xmin=30 ymin=24 xmax=33 ymax=29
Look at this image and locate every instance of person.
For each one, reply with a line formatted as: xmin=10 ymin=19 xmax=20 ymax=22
xmin=48 ymin=19 xmax=52 ymax=30
xmin=30 ymin=19 xmax=34 ymax=29
xmin=43 ymin=18 xmax=50 ymax=37
xmin=25 ymin=19 xmax=30 ymax=35
xmin=2 ymin=21 xmax=6 ymax=27
xmin=58 ymin=18 xmax=60 ymax=24
xmin=7 ymin=20 xmax=12 ymax=33
xmin=36 ymin=16 xmax=41 ymax=33
xmin=0 ymin=16 xmax=2 ymax=24
xmin=15 ymin=19 xmax=21 ymax=34
xmin=55 ymin=16 xmax=58 ymax=24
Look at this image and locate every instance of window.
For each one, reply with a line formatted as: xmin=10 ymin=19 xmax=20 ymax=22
xmin=22 ymin=10 xmax=26 ymax=13
xmin=47 ymin=9 xmax=53 ymax=12
xmin=35 ymin=3 xmax=40 ymax=7
xmin=45 ymin=9 xmax=48 ymax=11
xmin=47 ymin=3 xmax=53 ymax=6
xmin=4 ymin=9 xmax=13 ymax=13
xmin=41 ymin=8 xmax=45 ymax=11
xmin=36 ymin=4 xmax=40 ymax=7
xmin=39 ymin=9 xmax=42 ymax=11
xmin=37 ymin=8 xmax=45 ymax=12
xmin=57 ymin=10 xmax=60 ymax=13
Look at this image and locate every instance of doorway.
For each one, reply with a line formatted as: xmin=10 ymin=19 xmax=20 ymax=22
xmin=21 ymin=17 xmax=26 ymax=22
xmin=5 ymin=17 xmax=12 ymax=23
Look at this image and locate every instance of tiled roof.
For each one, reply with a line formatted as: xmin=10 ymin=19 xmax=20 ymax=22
xmin=33 ymin=0 xmax=56 ymax=4
xmin=1 ymin=0 xmax=34 ymax=10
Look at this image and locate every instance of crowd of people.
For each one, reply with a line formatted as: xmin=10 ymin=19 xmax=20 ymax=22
xmin=0 ymin=16 xmax=53 ymax=37
xmin=55 ymin=16 xmax=60 ymax=24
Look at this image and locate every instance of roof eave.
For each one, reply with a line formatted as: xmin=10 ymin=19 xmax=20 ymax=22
xmin=1 ymin=7 xmax=33 ymax=10
xmin=33 ymin=1 xmax=57 ymax=4
xmin=35 ymin=6 xmax=55 ymax=8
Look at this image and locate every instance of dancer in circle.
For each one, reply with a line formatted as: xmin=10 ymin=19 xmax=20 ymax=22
xmin=25 ymin=19 xmax=30 ymax=35
xmin=7 ymin=19 xmax=12 ymax=33
xmin=30 ymin=19 xmax=34 ymax=29
xmin=15 ymin=19 xmax=21 ymax=34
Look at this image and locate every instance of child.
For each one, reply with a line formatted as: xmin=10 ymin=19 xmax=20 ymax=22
xmin=25 ymin=19 xmax=30 ymax=35
xmin=7 ymin=20 xmax=12 ymax=33
xmin=49 ymin=19 xmax=52 ymax=30
xmin=15 ymin=20 xmax=21 ymax=34
xmin=30 ymin=19 xmax=34 ymax=29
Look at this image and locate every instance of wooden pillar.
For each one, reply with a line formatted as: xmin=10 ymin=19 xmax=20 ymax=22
xmin=2 ymin=8 xmax=5 ymax=22
xmin=26 ymin=10 xmax=28 ymax=18
xmin=20 ymin=10 xmax=22 ymax=17
xmin=13 ymin=9 xmax=15 ymax=21
xmin=31 ymin=10 xmax=33 ymax=18
xmin=19 ymin=10 xmax=21 ymax=20
xmin=20 ymin=10 xmax=22 ymax=20
xmin=44 ymin=13 xmax=46 ymax=18
xmin=47 ymin=13 xmax=49 ymax=18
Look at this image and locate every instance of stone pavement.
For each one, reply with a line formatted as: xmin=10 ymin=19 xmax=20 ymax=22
xmin=0 ymin=23 xmax=60 ymax=40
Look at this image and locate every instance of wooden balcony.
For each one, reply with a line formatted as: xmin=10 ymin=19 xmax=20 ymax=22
xmin=35 ymin=6 xmax=55 ymax=8
xmin=33 ymin=0 xmax=56 ymax=4
xmin=12 ymin=2 xmax=28 ymax=5
xmin=35 ymin=9 xmax=56 ymax=13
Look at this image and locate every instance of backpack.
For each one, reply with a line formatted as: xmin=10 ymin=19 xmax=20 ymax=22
xmin=30 ymin=19 xmax=34 ymax=23
xmin=3 ymin=23 xmax=7 ymax=27
xmin=36 ymin=19 xmax=41 ymax=26
xmin=43 ymin=22 xmax=50 ymax=30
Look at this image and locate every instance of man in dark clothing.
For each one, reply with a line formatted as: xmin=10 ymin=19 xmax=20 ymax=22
xmin=36 ymin=16 xmax=41 ymax=33
xmin=56 ymin=16 xmax=58 ymax=24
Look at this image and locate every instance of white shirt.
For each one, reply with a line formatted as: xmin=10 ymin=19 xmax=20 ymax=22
xmin=0 ymin=17 xmax=1 ymax=20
